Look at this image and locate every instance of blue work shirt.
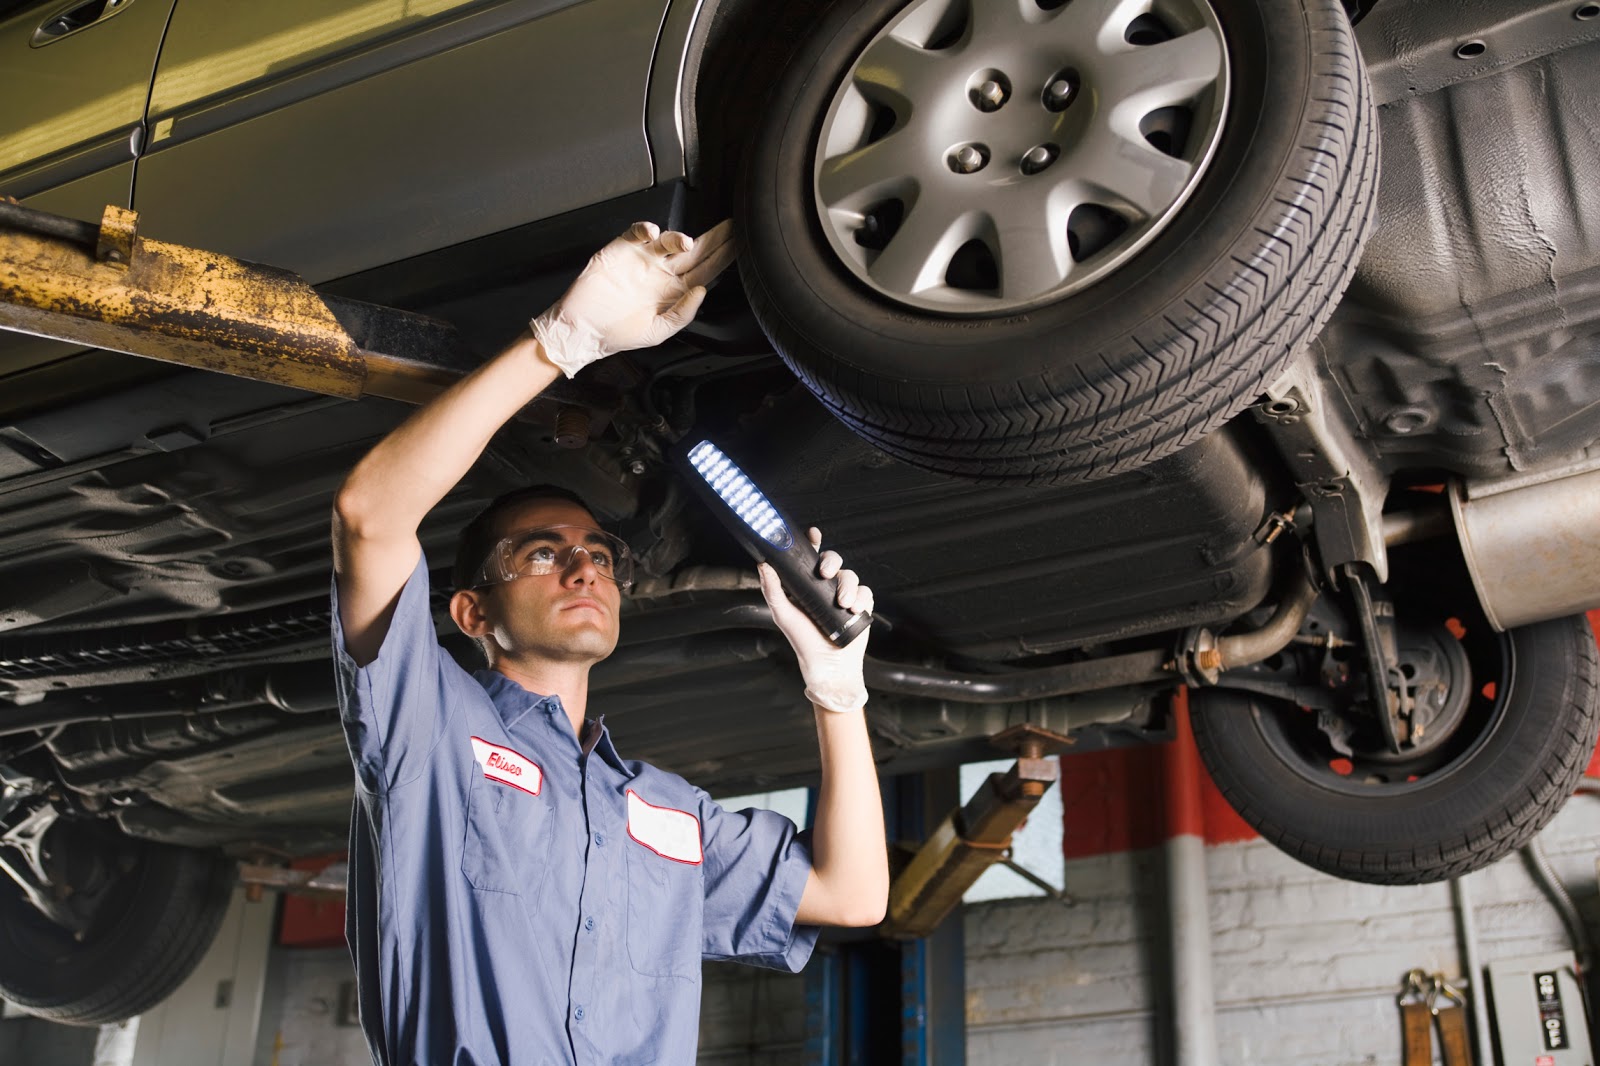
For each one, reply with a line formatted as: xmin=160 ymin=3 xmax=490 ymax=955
xmin=331 ymin=553 xmax=818 ymax=1065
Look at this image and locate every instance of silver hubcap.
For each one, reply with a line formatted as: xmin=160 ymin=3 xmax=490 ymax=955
xmin=813 ymin=0 xmax=1230 ymax=314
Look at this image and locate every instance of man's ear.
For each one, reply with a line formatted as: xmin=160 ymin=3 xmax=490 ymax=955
xmin=449 ymin=588 xmax=493 ymax=639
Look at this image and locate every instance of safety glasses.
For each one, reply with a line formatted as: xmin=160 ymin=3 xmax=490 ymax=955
xmin=472 ymin=525 xmax=634 ymax=591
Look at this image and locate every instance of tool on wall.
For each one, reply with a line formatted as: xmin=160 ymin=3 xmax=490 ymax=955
xmin=1400 ymin=969 xmax=1474 ymax=1066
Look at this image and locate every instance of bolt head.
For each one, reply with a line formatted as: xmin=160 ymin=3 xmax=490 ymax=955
xmin=951 ymin=145 xmax=987 ymax=173
xmin=1045 ymin=77 xmax=1077 ymax=111
xmin=1021 ymin=144 xmax=1057 ymax=174
xmin=975 ymin=79 xmax=1007 ymax=111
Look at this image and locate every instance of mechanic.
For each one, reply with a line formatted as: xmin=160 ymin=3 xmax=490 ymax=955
xmin=329 ymin=220 xmax=889 ymax=1066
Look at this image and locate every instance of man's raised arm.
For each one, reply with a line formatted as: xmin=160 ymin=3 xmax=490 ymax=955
xmin=332 ymin=221 xmax=735 ymax=665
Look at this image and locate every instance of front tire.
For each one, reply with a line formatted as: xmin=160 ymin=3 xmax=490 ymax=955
xmin=737 ymin=0 xmax=1378 ymax=483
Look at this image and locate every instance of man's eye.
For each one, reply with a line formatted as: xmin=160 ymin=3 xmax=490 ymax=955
xmin=525 ymin=545 xmax=558 ymax=566
xmin=590 ymin=550 xmax=613 ymax=569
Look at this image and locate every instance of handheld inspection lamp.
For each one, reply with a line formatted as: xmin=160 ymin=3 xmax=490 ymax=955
xmin=679 ymin=439 xmax=872 ymax=648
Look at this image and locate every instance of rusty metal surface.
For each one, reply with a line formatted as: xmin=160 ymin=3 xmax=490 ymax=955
xmin=94 ymin=205 xmax=138 ymax=268
xmin=885 ymin=815 xmax=1005 ymax=940
xmin=0 ymin=203 xmax=474 ymax=404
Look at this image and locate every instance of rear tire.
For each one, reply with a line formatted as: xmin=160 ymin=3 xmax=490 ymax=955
xmin=0 ymin=840 xmax=235 ymax=1025
xmin=1191 ymin=613 xmax=1600 ymax=884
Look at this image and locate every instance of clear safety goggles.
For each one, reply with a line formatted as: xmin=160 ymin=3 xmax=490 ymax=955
xmin=472 ymin=525 xmax=634 ymax=591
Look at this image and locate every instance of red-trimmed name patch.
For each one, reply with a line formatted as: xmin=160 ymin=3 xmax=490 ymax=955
xmin=626 ymin=790 xmax=702 ymax=865
xmin=469 ymin=736 xmax=542 ymax=796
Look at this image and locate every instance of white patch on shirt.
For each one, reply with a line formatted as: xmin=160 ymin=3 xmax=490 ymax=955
xmin=626 ymin=789 xmax=703 ymax=865
xmin=469 ymin=736 xmax=542 ymax=796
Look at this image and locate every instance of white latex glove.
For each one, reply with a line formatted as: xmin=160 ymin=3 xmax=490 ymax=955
xmin=757 ymin=527 xmax=874 ymax=714
xmin=530 ymin=219 xmax=737 ymax=377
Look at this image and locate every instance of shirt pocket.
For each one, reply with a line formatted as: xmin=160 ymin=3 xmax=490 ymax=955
xmin=624 ymin=837 xmax=701 ymax=979
xmin=461 ymin=769 xmax=552 ymax=896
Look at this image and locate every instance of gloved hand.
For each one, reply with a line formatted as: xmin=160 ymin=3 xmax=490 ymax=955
xmin=531 ymin=219 xmax=737 ymax=378
xmin=757 ymin=528 xmax=873 ymax=714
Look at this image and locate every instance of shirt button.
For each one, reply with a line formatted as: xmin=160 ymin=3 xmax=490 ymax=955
xmin=593 ymin=832 xmax=605 ymax=846
xmin=584 ymin=916 xmax=595 ymax=932
xmin=574 ymin=1006 xmax=585 ymax=1021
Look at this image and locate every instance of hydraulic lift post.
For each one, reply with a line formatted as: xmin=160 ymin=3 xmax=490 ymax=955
xmin=808 ymin=727 xmax=1067 ymax=1065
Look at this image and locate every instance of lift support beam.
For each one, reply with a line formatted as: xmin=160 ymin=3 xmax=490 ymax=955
xmin=0 ymin=201 xmax=474 ymax=404
xmin=884 ymin=726 xmax=1064 ymax=940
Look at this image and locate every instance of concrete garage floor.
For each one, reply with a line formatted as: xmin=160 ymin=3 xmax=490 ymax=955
xmin=0 ymin=756 xmax=1593 ymax=1066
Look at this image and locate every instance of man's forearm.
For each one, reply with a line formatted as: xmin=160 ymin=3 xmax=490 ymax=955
xmin=335 ymin=332 xmax=559 ymax=537
xmin=803 ymin=707 xmax=889 ymax=927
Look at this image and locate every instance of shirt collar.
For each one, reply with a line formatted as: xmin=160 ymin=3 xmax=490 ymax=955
xmin=472 ymin=669 xmax=634 ymax=778
xmin=583 ymin=716 xmax=631 ymax=778
xmin=472 ymin=668 xmax=549 ymax=731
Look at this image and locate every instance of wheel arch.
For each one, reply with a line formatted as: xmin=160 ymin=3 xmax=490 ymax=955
xmin=645 ymin=0 xmax=750 ymax=192
xmin=658 ymin=0 xmax=840 ymax=198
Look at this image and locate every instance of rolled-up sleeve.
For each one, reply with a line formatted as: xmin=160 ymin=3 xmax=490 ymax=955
xmin=697 ymin=793 xmax=819 ymax=972
xmin=331 ymin=552 xmax=457 ymax=792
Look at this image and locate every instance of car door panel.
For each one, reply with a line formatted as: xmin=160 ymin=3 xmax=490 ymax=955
xmin=0 ymin=0 xmax=175 ymax=198
xmin=134 ymin=0 xmax=670 ymax=284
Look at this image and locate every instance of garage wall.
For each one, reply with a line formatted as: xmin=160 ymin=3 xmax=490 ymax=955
xmin=966 ymin=792 xmax=1596 ymax=1065
xmin=249 ymin=947 xmax=370 ymax=1066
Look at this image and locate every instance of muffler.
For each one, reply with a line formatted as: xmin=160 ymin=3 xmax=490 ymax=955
xmin=1449 ymin=463 xmax=1600 ymax=631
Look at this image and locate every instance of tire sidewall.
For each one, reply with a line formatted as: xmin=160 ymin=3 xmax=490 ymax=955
xmin=740 ymin=0 xmax=1319 ymax=386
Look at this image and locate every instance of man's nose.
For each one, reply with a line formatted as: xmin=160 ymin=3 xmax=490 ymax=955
xmin=562 ymin=545 xmax=601 ymax=584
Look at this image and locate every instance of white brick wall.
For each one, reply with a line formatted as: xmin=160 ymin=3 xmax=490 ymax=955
xmin=963 ymin=793 xmax=1597 ymax=1066
xmin=697 ymin=962 xmax=807 ymax=1065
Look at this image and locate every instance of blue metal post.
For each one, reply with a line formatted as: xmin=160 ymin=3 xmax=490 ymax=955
xmin=894 ymin=771 xmax=965 ymax=1066
xmin=805 ymin=774 xmax=966 ymax=1066
xmin=804 ymin=948 xmax=840 ymax=1066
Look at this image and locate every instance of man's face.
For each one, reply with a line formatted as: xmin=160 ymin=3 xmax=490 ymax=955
xmin=468 ymin=498 xmax=623 ymax=666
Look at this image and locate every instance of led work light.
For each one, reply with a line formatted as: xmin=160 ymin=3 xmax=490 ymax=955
xmin=681 ymin=439 xmax=872 ymax=647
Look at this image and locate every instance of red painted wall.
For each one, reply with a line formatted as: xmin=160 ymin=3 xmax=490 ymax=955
xmin=1060 ymin=689 xmax=1254 ymax=859
xmin=278 ymin=855 xmax=348 ymax=948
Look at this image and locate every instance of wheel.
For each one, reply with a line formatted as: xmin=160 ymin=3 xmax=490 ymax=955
xmin=736 ymin=0 xmax=1378 ymax=483
xmin=1190 ymin=602 xmax=1600 ymax=884
xmin=0 ymin=832 xmax=235 ymax=1024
